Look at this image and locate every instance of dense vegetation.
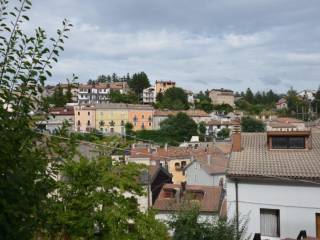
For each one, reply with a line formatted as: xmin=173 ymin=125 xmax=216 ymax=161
xmin=241 ymin=117 xmax=266 ymax=132
xmin=135 ymin=113 xmax=199 ymax=145
xmin=155 ymin=87 xmax=189 ymax=110
xmin=0 ymin=2 xmax=168 ymax=239
xmin=169 ymin=205 xmax=247 ymax=240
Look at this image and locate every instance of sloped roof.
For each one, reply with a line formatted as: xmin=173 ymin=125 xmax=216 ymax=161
xmin=153 ymin=184 xmax=223 ymax=213
xmin=227 ymin=132 xmax=320 ymax=181
xmin=185 ymin=146 xmax=229 ymax=175
xmin=154 ymin=110 xmax=209 ymax=117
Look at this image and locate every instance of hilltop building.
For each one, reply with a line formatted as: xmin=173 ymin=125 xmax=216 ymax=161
xmin=209 ymin=88 xmax=235 ymax=106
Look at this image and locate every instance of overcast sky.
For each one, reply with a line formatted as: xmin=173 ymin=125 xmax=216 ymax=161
xmin=24 ymin=0 xmax=320 ymax=93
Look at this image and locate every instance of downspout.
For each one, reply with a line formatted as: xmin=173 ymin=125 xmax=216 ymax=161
xmin=235 ymin=179 xmax=239 ymax=239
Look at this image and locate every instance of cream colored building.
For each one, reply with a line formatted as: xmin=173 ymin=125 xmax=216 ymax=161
xmin=154 ymin=80 xmax=176 ymax=97
xmin=95 ymin=103 xmax=129 ymax=135
xmin=74 ymin=105 xmax=96 ymax=132
xmin=209 ymin=88 xmax=234 ymax=106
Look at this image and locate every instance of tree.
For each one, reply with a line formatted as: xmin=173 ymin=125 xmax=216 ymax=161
xmin=241 ymin=117 xmax=266 ymax=132
xmin=65 ymin=83 xmax=73 ymax=103
xmin=312 ymin=86 xmax=320 ymax=116
xmin=195 ymin=99 xmax=213 ymax=113
xmin=213 ymin=103 xmax=234 ymax=114
xmin=198 ymin=122 xmax=207 ymax=141
xmin=158 ymin=87 xmax=189 ymax=110
xmin=244 ymin=88 xmax=254 ymax=104
xmin=51 ymin=84 xmax=66 ymax=107
xmin=109 ymin=90 xmax=139 ymax=104
xmin=0 ymin=1 xmax=72 ymax=238
xmin=169 ymin=205 xmax=247 ymax=240
xmin=217 ymin=128 xmax=231 ymax=139
xmin=40 ymin=149 xmax=168 ymax=239
xmin=97 ymin=74 xmax=108 ymax=83
xmin=160 ymin=112 xmax=198 ymax=142
xmin=125 ymin=122 xmax=134 ymax=137
xmin=128 ymin=72 xmax=150 ymax=96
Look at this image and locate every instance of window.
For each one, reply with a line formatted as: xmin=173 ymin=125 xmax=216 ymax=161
xmin=78 ymin=111 xmax=80 ymax=116
xmin=271 ymin=137 xmax=305 ymax=149
xmin=77 ymin=120 xmax=81 ymax=126
xmin=141 ymin=123 xmax=145 ymax=129
xmin=181 ymin=161 xmax=187 ymax=169
xmin=148 ymin=122 xmax=152 ymax=127
xmin=260 ymin=209 xmax=280 ymax=237
xmin=87 ymin=120 xmax=90 ymax=126
xmin=88 ymin=112 xmax=90 ymax=116
xmin=175 ymin=162 xmax=181 ymax=170
xmin=142 ymin=114 xmax=144 ymax=119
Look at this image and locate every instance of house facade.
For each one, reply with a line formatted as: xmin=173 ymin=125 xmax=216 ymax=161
xmin=227 ymin=131 xmax=320 ymax=240
xmin=128 ymin=104 xmax=154 ymax=131
xmin=154 ymin=80 xmax=176 ymax=97
xmin=184 ymin=146 xmax=230 ymax=187
xmin=95 ymin=103 xmax=129 ymax=135
xmin=142 ymin=86 xmax=155 ymax=103
xmin=74 ymin=105 xmax=96 ymax=132
xmin=209 ymin=88 xmax=235 ymax=107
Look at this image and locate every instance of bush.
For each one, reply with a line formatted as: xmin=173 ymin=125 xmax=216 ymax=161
xmin=241 ymin=117 xmax=266 ymax=132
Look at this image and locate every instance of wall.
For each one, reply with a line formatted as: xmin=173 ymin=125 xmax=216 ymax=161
xmin=74 ymin=106 xmax=96 ymax=132
xmin=95 ymin=108 xmax=128 ymax=135
xmin=128 ymin=109 xmax=153 ymax=131
xmin=186 ymin=161 xmax=214 ymax=186
xmin=227 ymin=180 xmax=320 ymax=240
xmin=167 ymin=158 xmax=191 ymax=183
xmin=209 ymin=91 xmax=235 ymax=106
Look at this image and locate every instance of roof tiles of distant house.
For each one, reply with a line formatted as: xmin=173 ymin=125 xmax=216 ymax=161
xmin=184 ymin=146 xmax=230 ymax=175
xmin=49 ymin=107 xmax=74 ymax=116
xmin=94 ymin=103 xmax=153 ymax=110
xmin=276 ymin=117 xmax=305 ymax=124
xmin=154 ymin=109 xmax=209 ymax=117
xmin=153 ymin=184 xmax=223 ymax=213
xmin=227 ymin=132 xmax=320 ymax=181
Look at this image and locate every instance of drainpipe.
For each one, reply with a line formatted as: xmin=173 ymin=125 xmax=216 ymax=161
xmin=235 ymin=180 xmax=239 ymax=240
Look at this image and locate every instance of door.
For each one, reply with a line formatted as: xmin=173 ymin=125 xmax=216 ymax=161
xmin=316 ymin=213 xmax=320 ymax=239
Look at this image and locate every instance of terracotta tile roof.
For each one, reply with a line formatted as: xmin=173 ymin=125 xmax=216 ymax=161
xmin=154 ymin=110 xmax=209 ymax=117
xmin=206 ymin=120 xmax=240 ymax=126
xmin=276 ymin=117 xmax=304 ymax=124
xmin=130 ymin=146 xmax=213 ymax=161
xmin=94 ymin=103 xmax=153 ymax=110
xmin=49 ymin=107 xmax=74 ymax=116
xmin=193 ymin=147 xmax=229 ymax=175
xmin=227 ymin=132 xmax=320 ymax=181
xmin=153 ymin=184 xmax=223 ymax=213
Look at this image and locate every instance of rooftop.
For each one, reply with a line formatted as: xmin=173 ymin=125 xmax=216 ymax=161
xmin=227 ymin=132 xmax=320 ymax=181
xmin=154 ymin=109 xmax=209 ymax=117
xmin=153 ymin=183 xmax=223 ymax=213
xmin=49 ymin=107 xmax=74 ymax=116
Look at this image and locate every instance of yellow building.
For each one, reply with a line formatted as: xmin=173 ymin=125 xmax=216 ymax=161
xmin=95 ymin=103 xmax=129 ymax=135
xmin=154 ymin=80 xmax=176 ymax=96
xmin=167 ymin=158 xmax=191 ymax=183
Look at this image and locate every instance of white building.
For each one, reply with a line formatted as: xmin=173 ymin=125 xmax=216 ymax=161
xmin=142 ymin=86 xmax=155 ymax=103
xmin=154 ymin=183 xmax=225 ymax=223
xmin=298 ymin=90 xmax=316 ymax=101
xmin=227 ymin=131 xmax=320 ymax=240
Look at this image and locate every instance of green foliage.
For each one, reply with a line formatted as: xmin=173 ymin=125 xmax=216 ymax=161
xmin=160 ymin=112 xmax=198 ymax=142
xmin=241 ymin=117 xmax=266 ymax=132
xmin=195 ymin=98 xmax=214 ymax=113
xmin=213 ymin=103 xmax=234 ymax=114
xmin=198 ymin=121 xmax=206 ymax=141
xmin=312 ymin=86 xmax=320 ymax=116
xmin=128 ymin=72 xmax=150 ymax=96
xmin=125 ymin=122 xmax=134 ymax=137
xmin=135 ymin=129 xmax=177 ymax=145
xmin=236 ymin=88 xmax=280 ymax=115
xmin=157 ymin=87 xmax=189 ymax=110
xmin=39 ymin=140 xmax=168 ymax=240
xmin=217 ymin=128 xmax=231 ymax=139
xmin=0 ymin=0 xmax=72 ymax=238
xmin=169 ymin=205 xmax=247 ymax=240
xmin=109 ymin=90 xmax=139 ymax=104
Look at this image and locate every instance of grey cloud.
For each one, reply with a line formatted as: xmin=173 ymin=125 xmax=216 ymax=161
xmin=23 ymin=0 xmax=320 ymax=92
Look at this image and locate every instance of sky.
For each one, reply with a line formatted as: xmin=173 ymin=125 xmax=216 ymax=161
xmin=22 ymin=0 xmax=320 ymax=93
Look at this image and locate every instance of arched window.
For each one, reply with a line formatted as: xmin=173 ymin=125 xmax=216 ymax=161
xmin=77 ymin=120 xmax=81 ymax=126
xmin=87 ymin=120 xmax=90 ymax=126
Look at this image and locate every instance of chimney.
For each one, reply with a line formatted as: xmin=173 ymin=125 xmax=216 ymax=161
xmin=207 ymin=154 xmax=212 ymax=165
xmin=232 ymin=132 xmax=241 ymax=152
xmin=174 ymin=188 xmax=181 ymax=203
xmin=181 ymin=181 xmax=186 ymax=192
xmin=164 ymin=143 xmax=168 ymax=151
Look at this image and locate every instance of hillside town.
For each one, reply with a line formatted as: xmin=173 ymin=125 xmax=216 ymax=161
xmin=33 ymin=76 xmax=320 ymax=240
xmin=1 ymin=1 xmax=320 ymax=240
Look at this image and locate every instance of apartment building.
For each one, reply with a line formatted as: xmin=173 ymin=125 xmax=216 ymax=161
xmin=154 ymin=80 xmax=176 ymax=97
xmin=209 ymin=88 xmax=235 ymax=106
xmin=128 ymin=104 xmax=154 ymax=131
xmin=78 ymin=82 xmax=129 ymax=104
xmin=74 ymin=105 xmax=96 ymax=132
xmin=95 ymin=103 xmax=129 ymax=135
xmin=142 ymin=86 xmax=155 ymax=103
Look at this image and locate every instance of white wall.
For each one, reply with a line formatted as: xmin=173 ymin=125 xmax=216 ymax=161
xmin=227 ymin=180 xmax=320 ymax=240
